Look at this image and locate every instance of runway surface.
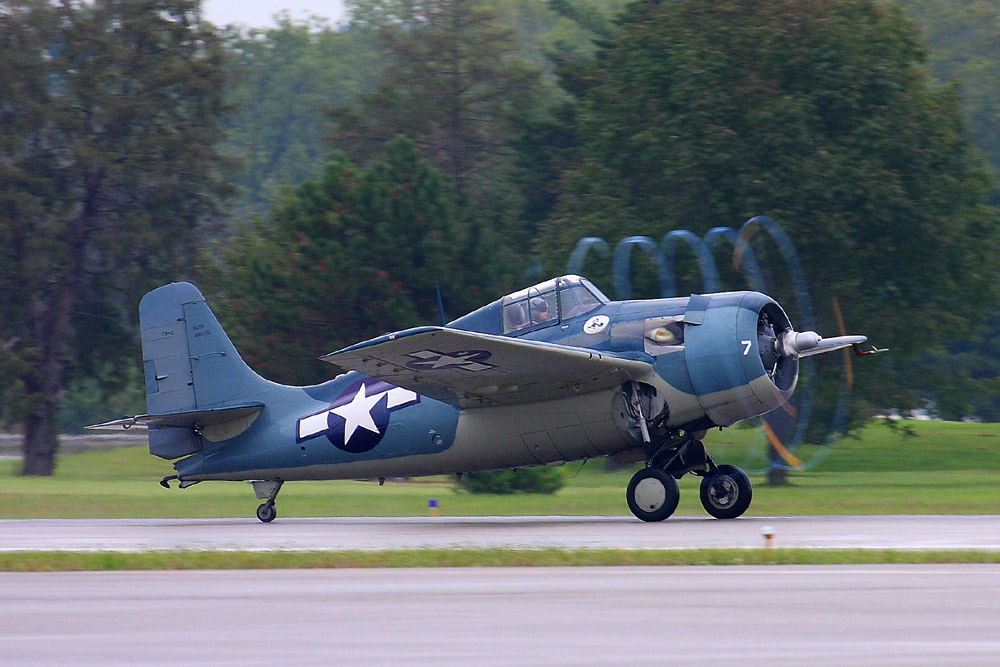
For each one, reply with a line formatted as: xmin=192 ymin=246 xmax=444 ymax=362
xmin=3 ymin=514 xmax=1000 ymax=551
xmin=3 ymin=565 xmax=1000 ymax=665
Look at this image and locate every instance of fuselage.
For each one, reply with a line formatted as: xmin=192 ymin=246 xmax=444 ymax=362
xmin=99 ymin=275 xmax=872 ymax=523
xmin=172 ymin=282 xmax=795 ymax=484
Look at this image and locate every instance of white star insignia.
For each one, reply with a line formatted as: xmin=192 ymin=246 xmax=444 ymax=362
xmin=429 ymin=353 xmax=468 ymax=368
xmin=296 ymin=385 xmax=419 ymax=444
xmin=406 ymin=349 xmax=493 ymax=372
xmin=330 ymin=383 xmax=383 ymax=445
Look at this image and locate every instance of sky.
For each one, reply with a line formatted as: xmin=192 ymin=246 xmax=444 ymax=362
xmin=202 ymin=0 xmax=348 ymax=28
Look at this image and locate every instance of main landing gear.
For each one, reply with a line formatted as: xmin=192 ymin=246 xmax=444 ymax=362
xmin=623 ymin=384 xmax=751 ymax=522
xmin=252 ymin=480 xmax=283 ymax=523
xmin=625 ymin=436 xmax=752 ymax=522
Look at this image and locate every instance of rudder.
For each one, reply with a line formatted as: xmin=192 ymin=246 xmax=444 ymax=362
xmin=139 ymin=282 xmax=269 ymax=458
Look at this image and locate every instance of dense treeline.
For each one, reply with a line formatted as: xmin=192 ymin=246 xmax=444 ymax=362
xmin=2 ymin=0 xmax=998 ymax=475
xmin=1 ymin=0 xmax=230 ymax=473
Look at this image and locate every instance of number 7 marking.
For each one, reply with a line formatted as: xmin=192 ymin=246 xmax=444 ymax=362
xmin=741 ymin=340 xmax=752 ymax=355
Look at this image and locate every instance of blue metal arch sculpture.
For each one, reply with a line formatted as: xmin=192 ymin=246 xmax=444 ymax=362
xmin=659 ymin=229 xmax=721 ymax=294
xmin=611 ymin=236 xmax=671 ymax=300
xmin=566 ymin=237 xmax=611 ymax=277
xmin=567 ymin=217 xmax=849 ymax=473
xmin=704 ymin=226 xmax=767 ymax=293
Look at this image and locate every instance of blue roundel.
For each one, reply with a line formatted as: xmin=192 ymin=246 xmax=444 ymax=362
xmin=296 ymin=378 xmax=420 ymax=454
xmin=328 ymin=383 xmax=391 ymax=453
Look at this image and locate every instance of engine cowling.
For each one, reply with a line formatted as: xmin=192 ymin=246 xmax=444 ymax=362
xmin=682 ymin=292 xmax=797 ymax=427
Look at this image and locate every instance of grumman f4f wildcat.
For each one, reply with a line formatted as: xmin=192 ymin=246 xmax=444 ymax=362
xmin=90 ymin=275 xmax=882 ymax=522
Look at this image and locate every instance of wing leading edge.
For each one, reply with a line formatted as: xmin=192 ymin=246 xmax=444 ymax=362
xmin=321 ymin=327 xmax=654 ymax=408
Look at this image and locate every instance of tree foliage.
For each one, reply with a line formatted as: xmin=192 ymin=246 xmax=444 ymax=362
xmin=336 ymin=0 xmax=542 ymax=200
xmin=456 ymin=466 xmax=565 ymax=494
xmin=544 ymin=0 xmax=1000 ymax=412
xmin=0 ymin=0 xmax=230 ymax=474
xmin=900 ymin=0 xmax=1000 ymax=200
xmin=202 ymin=138 xmax=494 ymax=384
xmin=220 ymin=16 xmax=380 ymax=219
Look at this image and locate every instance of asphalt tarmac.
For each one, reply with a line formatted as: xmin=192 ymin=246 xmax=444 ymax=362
xmin=2 ymin=514 xmax=1000 ymax=551
xmin=3 ymin=565 xmax=1000 ymax=665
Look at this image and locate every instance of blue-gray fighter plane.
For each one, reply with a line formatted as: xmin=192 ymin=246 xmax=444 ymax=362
xmin=89 ymin=276 xmax=881 ymax=522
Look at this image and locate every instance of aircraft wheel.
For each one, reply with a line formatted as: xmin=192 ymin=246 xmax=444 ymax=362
xmin=256 ymin=502 xmax=277 ymax=523
xmin=626 ymin=467 xmax=680 ymax=522
xmin=700 ymin=464 xmax=752 ymax=519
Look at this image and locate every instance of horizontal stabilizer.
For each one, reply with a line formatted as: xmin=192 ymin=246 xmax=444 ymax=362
xmin=321 ymin=327 xmax=654 ymax=407
xmin=86 ymin=403 xmax=264 ymax=431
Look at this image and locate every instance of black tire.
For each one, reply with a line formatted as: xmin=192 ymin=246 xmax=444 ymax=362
xmin=256 ymin=502 xmax=277 ymax=523
xmin=699 ymin=464 xmax=752 ymax=519
xmin=626 ymin=467 xmax=680 ymax=522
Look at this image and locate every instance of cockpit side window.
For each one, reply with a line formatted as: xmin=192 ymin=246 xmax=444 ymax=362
xmin=528 ymin=290 xmax=556 ymax=326
xmin=499 ymin=276 xmax=605 ymax=334
xmin=502 ymin=291 xmax=557 ymax=333
xmin=503 ymin=302 xmax=527 ymax=332
xmin=559 ymin=284 xmax=602 ymax=319
xmin=643 ymin=316 xmax=685 ymax=355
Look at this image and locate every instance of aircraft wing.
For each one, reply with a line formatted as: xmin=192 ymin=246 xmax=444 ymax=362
xmin=321 ymin=327 xmax=654 ymax=408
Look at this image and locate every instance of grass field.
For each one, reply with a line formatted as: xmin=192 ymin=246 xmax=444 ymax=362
xmin=2 ymin=549 xmax=999 ymax=572
xmin=1 ymin=419 xmax=997 ymax=519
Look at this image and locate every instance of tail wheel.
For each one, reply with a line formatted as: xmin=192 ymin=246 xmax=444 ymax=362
xmin=700 ymin=464 xmax=752 ymax=519
xmin=256 ymin=502 xmax=277 ymax=523
xmin=626 ymin=467 xmax=680 ymax=522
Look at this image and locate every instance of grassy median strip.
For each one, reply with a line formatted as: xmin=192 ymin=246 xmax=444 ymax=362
xmin=1 ymin=548 xmax=999 ymax=571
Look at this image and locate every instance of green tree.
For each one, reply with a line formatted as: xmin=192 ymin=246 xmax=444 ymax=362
xmin=203 ymin=138 xmax=491 ymax=384
xmin=0 ymin=0 xmax=230 ymax=475
xmin=545 ymin=0 xmax=1000 ymax=413
xmin=220 ymin=15 xmax=381 ymax=220
xmin=504 ymin=0 xmax=630 ymax=235
xmin=457 ymin=466 xmax=565 ymax=494
xmin=330 ymin=0 xmax=558 ymax=295
xmin=900 ymin=0 xmax=1000 ymax=201
xmin=336 ymin=0 xmax=542 ymax=200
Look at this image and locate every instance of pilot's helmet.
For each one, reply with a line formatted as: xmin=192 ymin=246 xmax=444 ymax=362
xmin=530 ymin=297 xmax=549 ymax=312
xmin=507 ymin=304 xmax=525 ymax=327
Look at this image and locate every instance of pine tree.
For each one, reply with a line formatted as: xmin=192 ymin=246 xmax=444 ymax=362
xmin=0 ymin=0 xmax=230 ymax=474
xmin=204 ymin=138 xmax=485 ymax=384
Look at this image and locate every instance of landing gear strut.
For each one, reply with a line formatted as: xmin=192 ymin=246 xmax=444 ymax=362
xmin=622 ymin=383 xmax=752 ymax=522
xmin=251 ymin=480 xmax=283 ymax=523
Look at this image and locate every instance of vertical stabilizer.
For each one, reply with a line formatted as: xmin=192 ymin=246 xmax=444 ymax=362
xmin=139 ymin=282 xmax=269 ymax=458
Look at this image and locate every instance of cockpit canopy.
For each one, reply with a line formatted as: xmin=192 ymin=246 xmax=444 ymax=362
xmin=501 ymin=276 xmax=608 ymax=333
xmin=448 ymin=275 xmax=610 ymax=336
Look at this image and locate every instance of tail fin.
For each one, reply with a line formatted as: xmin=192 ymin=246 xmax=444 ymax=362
xmin=139 ymin=282 xmax=270 ymax=458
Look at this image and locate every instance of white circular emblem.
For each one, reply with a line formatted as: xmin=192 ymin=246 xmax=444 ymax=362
xmin=583 ymin=315 xmax=610 ymax=335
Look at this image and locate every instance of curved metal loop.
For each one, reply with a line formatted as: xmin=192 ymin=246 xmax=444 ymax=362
xmin=566 ymin=217 xmax=841 ymax=473
xmin=566 ymin=237 xmax=611 ymax=276
xmin=612 ymin=236 xmax=670 ymax=300
xmin=659 ymin=230 xmax=721 ymax=295
xmin=736 ymin=216 xmax=817 ymax=450
xmin=704 ymin=226 xmax=767 ymax=292
xmin=740 ymin=216 xmax=814 ymax=330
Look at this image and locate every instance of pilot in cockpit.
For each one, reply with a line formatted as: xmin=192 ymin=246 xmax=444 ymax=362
xmin=530 ymin=297 xmax=552 ymax=325
xmin=506 ymin=304 xmax=527 ymax=330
